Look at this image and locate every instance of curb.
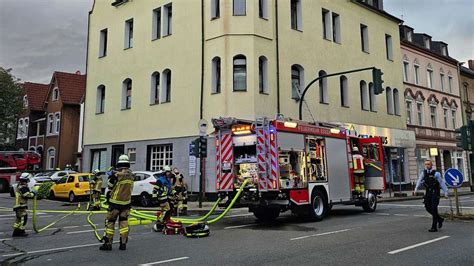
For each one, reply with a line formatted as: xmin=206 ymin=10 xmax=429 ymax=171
xmin=379 ymin=191 xmax=474 ymax=203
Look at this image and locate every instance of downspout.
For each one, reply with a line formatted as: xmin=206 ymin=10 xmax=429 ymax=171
xmin=199 ymin=0 xmax=205 ymax=119
xmin=275 ymin=0 xmax=281 ymax=114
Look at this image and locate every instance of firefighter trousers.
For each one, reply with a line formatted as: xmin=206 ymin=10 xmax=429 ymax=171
xmin=158 ymin=201 xmax=172 ymax=224
xmin=92 ymin=191 xmax=101 ymax=208
xmin=13 ymin=208 xmax=27 ymax=231
xmin=424 ymin=192 xmax=442 ymax=229
xmin=175 ymin=192 xmax=187 ymax=215
xmin=105 ymin=208 xmax=130 ymax=244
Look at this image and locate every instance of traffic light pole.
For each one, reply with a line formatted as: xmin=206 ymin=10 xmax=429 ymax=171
xmin=298 ymin=67 xmax=377 ymax=120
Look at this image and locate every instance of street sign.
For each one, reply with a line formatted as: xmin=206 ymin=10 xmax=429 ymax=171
xmin=444 ymin=168 xmax=464 ymax=188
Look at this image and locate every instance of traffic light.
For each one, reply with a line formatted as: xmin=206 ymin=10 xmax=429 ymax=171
xmin=372 ymin=68 xmax=384 ymax=94
xmin=199 ymin=136 xmax=208 ymax=158
xmin=455 ymin=126 xmax=468 ymax=150
xmin=191 ymin=138 xmax=200 ymax=157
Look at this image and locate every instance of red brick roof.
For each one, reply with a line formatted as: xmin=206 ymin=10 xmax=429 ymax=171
xmin=23 ymin=82 xmax=49 ymax=111
xmin=52 ymin=71 xmax=86 ymax=105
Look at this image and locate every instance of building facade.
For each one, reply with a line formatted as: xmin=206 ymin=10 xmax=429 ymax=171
xmin=459 ymin=60 xmax=474 ymax=186
xmin=83 ymin=0 xmax=415 ymax=193
xmin=400 ymin=25 xmax=468 ymax=184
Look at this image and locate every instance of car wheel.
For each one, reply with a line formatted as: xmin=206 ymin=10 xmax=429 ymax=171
xmin=140 ymin=193 xmax=152 ymax=207
xmin=49 ymin=190 xmax=55 ymax=200
xmin=309 ymin=189 xmax=328 ymax=222
xmin=0 ymin=180 xmax=7 ymax=193
xmin=362 ymin=191 xmax=377 ymax=212
xmin=69 ymin=192 xmax=76 ymax=202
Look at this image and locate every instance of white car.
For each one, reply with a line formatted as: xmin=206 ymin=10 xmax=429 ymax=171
xmin=105 ymin=171 xmax=160 ymax=207
xmin=34 ymin=170 xmax=76 ymax=182
xmin=9 ymin=173 xmax=53 ymax=197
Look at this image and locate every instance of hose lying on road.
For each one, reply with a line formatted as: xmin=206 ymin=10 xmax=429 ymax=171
xmin=32 ymin=197 xmax=81 ymax=233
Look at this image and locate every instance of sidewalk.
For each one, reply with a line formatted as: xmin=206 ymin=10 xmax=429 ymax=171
xmin=379 ymin=186 xmax=473 ymax=202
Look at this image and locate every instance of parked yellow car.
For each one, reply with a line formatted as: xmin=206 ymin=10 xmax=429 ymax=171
xmin=50 ymin=173 xmax=92 ymax=202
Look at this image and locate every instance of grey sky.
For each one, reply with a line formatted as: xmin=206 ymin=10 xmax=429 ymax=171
xmin=0 ymin=0 xmax=473 ymax=83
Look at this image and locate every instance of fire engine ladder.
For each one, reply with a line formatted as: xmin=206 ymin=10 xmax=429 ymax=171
xmin=256 ymin=117 xmax=270 ymax=190
xmin=296 ymin=86 xmax=316 ymax=124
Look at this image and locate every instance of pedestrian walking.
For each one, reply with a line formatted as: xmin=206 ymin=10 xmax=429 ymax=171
xmin=414 ymin=160 xmax=449 ymax=232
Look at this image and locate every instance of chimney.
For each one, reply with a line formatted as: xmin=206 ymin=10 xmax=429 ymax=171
xmin=469 ymin=60 xmax=474 ymax=71
xmin=75 ymin=70 xmax=81 ymax=75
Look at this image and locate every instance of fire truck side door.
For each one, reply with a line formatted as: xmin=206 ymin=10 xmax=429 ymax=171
xmin=359 ymin=138 xmax=386 ymax=191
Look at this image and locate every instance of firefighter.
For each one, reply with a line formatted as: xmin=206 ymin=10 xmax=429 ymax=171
xmin=152 ymin=166 xmax=176 ymax=230
xmin=352 ymin=146 xmax=365 ymax=194
xmin=100 ymin=155 xmax=134 ymax=251
xmin=89 ymin=169 xmax=103 ymax=211
xmin=172 ymin=167 xmax=188 ymax=216
xmin=12 ymin=173 xmax=36 ymax=237
xmin=414 ymin=160 xmax=449 ymax=232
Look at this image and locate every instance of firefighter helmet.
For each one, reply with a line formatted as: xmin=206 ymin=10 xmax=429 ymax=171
xmin=93 ymin=169 xmax=100 ymax=175
xmin=117 ymin=154 xmax=130 ymax=168
xmin=352 ymin=147 xmax=359 ymax=152
xmin=163 ymin=165 xmax=172 ymax=172
xmin=19 ymin=173 xmax=30 ymax=182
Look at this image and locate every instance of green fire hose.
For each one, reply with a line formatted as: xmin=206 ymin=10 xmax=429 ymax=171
xmin=32 ymin=196 xmax=81 ymax=233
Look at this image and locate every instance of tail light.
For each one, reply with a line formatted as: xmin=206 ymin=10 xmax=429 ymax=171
xmin=75 ymin=183 xmax=80 ymax=188
xmin=149 ymin=181 xmax=156 ymax=185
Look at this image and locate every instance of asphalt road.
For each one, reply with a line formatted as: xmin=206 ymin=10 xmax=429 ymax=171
xmin=0 ymin=194 xmax=473 ymax=266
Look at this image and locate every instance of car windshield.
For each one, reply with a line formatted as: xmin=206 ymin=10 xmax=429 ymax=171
xmin=153 ymin=174 xmax=162 ymax=179
xmin=78 ymin=175 xmax=90 ymax=182
xmin=35 ymin=172 xmax=54 ymax=177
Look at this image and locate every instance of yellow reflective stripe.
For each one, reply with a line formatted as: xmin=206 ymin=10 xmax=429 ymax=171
xmin=119 ymin=227 xmax=129 ymax=233
xmin=105 ymin=229 xmax=115 ymax=235
xmin=117 ymin=180 xmax=133 ymax=185
xmin=109 ymin=198 xmax=131 ymax=205
xmin=112 ymin=184 xmax=121 ymax=201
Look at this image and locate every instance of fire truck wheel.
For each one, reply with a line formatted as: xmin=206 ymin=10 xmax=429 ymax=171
xmin=309 ymin=189 xmax=328 ymax=221
xmin=362 ymin=191 xmax=377 ymax=212
xmin=253 ymin=207 xmax=280 ymax=222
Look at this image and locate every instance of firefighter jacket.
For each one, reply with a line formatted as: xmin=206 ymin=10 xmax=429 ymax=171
xmin=90 ymin=175 xmax=103 ymax=192
xmin=13 ymin=183 xmax=35 ymax=210
xmin=173 ymin=174 xmax=186 ymax=193
xmin=352 ymin=154 xmax=365 ymax=174
xmin=107 ymin=168 xmax=134 ymax=207
xmin=153 ymin=175 xmax=174 ymax=203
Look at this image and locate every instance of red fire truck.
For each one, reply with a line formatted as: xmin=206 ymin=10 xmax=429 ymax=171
xmin=0 ymin=151 xmax=41 ymax=192
xmin=212 ymin=117 xmax=386 ymax=221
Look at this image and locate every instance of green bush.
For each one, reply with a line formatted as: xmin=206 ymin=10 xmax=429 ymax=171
xmin=36 ymin=182 xmax=55 ymax=200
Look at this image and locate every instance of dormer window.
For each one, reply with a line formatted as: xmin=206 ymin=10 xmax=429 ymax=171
xmin=424 ymin=38 xmax=430 ymax=49
xmin=441 ymin=45 xmax=447 ymax=56
xmin=23 ymin=95 xmax=28 ymax=108
xmin=406 ymin=30 xmax=412 ymax=42
xmin=52 ymin=87 xmax=59 ymax=101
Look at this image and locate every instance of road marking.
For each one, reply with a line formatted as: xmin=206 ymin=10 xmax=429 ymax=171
xmin=0 ymin=215 xmax=53 ymax=221
xmin=393 ymin=214 xmax=409 ymax=217
xmin=63 ymin=226 xmax=80 ymax=229
xmin=224 ymin=224 xmax=255 ymax=229
xmin=0 ymin=238 xmax=12 ymax=241
xmin=66 ymin=229 xmax=104 ymax=235
xmin=139 ymin=257 xmax=190 ymax=265
xmin=290 ymin=229 xmax=351 ymax=241
xmin=376 ymin=213 xmax=390 ymax=216
xmin=83 ymin=224 xmax=99 ymax=227
xmin=379 ymin=203 xmax=474 ymax=209
xmin=26 ymin=227 xmax=58 ymax=233
xmin=2 ymin=241 xmax=119 ymax=257
xmin=224 ymin=214 xmax=252 ymax=219
xmin=388 ymin=236 xmax=450 ymax=255
xmin=413 ymin=214 xmax=430 ymax=217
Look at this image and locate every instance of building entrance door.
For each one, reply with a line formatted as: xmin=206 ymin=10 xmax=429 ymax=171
xmin=443 ymin=150 xmax=452 ymax=172
xmin=111 ymin=145 xmax=125 ymax=167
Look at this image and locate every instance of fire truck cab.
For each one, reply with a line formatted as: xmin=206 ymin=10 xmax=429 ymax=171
xmin=213 ymin=117 xmax=386 ymax=222
xmin=0 ymin=151 xmax=41 ymax=192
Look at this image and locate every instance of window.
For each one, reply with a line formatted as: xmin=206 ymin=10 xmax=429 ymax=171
xmin=322 ymin=9 xmax=331 ymax=40
xmin=124 ymin=19 xmax=133 ymax=49
xmin=453 ymin=151 xmax=464 ymax=176
xmin=23 ymin=95 xmax=28 ymax=108
xmin=386 ymin=87 xmax=394 ymax=114
xmin=259 ymin=0 xmax=268 ymax=19
xmin=24 ymin=118 xmax=28 ymax=138
xmin=90 ymin=149 xmax=107 ymax=172
xmin=414 ymin=65 xmax=420 ymax=85
xmin=443 ymin=108 xmax=449 ymax=129
xmin=162 ymin=69 xmax=172 ymax=103
xmin=448 ymin=76 xmax=453 ymax=93
xmin=332 ymin=12 xmax=341 ymax=43
xmin=369 ymin=83 xmax=377 ymax=112
xmin=52 ymin=87 xmax=59 ymax=101
xmin=17 ymin=119 xmax=24 ymax=139
xmin=385 ymin=34 xmax=393 ymax=60
xmin=440 ymin=73 xmax=445 ymax=91
xmin=152 ymin=8 xmax=161 ymax=40
xmin=47 ymin=114 xmax=54 ymax=134
xmin=259 ymin=56 xmax=268 ymax=94
xmin=55 ymin=113 xmax=60 ymax=134
xmin=211 ymin=57 xmax=221 ymax=94
xmin=416 ymin=148 xmax=429 ymax=174
xmin=128 ymin=148 xmax=136 ymax=164
xmin=403 ymin=62 xmax=409 ymax=82
xmin=340 ymin=76 xmax=348 ymax=107
xmin=163 ymin=4 xmax=172 ymax=36
xmin=417 ymin=102 xmax=424 ymax=126
xmin=147 ymin=144 xmax=173 ymax=171
xmin=406 ymin=100 xmax=413 ymax=124
xmin=424 ymin=38 xmax=430 ymax=49
xmin=430 ymin=105 xmax=437 ymax=128
xmin=290 ymin=0 xmax=302 ymax=31
xmin=96 ymin=85 xmax=105 ymax=113
xmin=427 ymin=69 xmax=433 ymax=88
xmin=360 ymin=81 xmax=369 ymax=111
xmin=406 ymin=30 xmax=412 ymax=42
xmin=47 ymin=147 xmax=55 ymax=170
xmin=441 ymin=46 xmax=447 ymax=56
xmin=99 ymin=29 xmax=108 ymax=57
xmin=151 ymin=72 xmax=160 ymax=104
xmin=233 ymin=55 xmax=247 ymax=91
xmin=211 ymin=0 xmax=220 ymax=19
xmin=452 ymin=109 xmax=457 ymax=129
xmin=393 ymin=89 xmax=400 ymax=115
xmin=122 ymin=79 xmax=132 ymax=109
xmin=360 ymin=24 xmax=369 ymax=52
xmin=233 ymin=0 xmax=246 ymax=16
xmin=291 ymin=65 xmax=304 ymax=100
xmin=319 ymin=70 xmax=328 ymax=104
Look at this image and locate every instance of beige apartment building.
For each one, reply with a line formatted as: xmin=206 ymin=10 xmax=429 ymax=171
xmin=83 ymin=0 xmax=414 ymax=193
xmin=400 ymin=25 xmax=469 ymax=185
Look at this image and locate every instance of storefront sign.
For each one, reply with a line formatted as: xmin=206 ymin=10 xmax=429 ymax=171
xmin=429 ymin=148 xmax=439 ymax=156
xmin=343 ymin=123 xmax=416 ymax=148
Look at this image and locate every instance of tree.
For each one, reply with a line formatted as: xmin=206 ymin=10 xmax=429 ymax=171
xmin=0 ymin=67 xmax=24 ymax=150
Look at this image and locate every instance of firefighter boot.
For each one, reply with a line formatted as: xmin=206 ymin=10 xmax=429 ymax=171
xmin=119 ymin=237 xmax=127 ymax=250
xmin=99 ymin=237 xmax=112 ymax=251
xmin=17 ymin=230 xmax=28 ymax=237
xmin=12 ymin=229 xmax=21 ymax=237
